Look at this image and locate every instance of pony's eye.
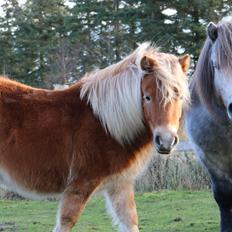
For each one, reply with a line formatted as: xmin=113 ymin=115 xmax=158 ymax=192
xmin=173 ymin=87 xmax=182 ymax=99
xmin=144 ymin=95 xmax=152 ymax=102
xmin=173 ymin=87 xmax=179 ymax=96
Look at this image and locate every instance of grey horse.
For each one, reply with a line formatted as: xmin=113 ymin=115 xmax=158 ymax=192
xmin=186 ymin=19 xmax=232 ymax=232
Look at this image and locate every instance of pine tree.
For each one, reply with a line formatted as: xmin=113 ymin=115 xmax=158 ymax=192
xmin=0 ymin=0 xmax=231 ymax=87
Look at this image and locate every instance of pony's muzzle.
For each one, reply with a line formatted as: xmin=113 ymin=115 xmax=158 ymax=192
xmin=154 ymin=132 xmax=178 ymax=154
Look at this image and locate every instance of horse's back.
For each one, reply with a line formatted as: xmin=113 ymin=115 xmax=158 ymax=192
xmin=0 ymin=77 xmax=83 ymax=195
xmin=0 ymin=76 xmax=43 ymax=94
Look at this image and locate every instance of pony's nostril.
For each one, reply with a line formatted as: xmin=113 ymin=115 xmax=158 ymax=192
xmin=155 ymin=135 xmax=161 ymax=146
xmin=227 ymin=103 xmax=232 ymax=120
xmin=172 ymin=136 xmax=179 ymax=147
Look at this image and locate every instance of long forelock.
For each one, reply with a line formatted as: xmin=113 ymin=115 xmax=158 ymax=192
xmin=154 ymin=55 xmax=190 ymax=108
xmin=215 ymin=21 xmax=232 ymax=72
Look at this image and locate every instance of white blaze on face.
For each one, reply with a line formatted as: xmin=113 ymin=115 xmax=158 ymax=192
xmin=212 ymin=43 xmax=232 ymax=120
xmin=214 ymin=68 xmax=232 ymax=107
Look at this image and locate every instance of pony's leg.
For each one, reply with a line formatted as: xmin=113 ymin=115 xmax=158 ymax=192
xmin=212 ymin=177 xmax=232 ymax=232
xmin=53 ymin=180 xmax=98 ymax=232
xmin=105 ymin=181 xmax=139 ymax=232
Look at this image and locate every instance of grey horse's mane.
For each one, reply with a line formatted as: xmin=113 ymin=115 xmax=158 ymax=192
xmin=191 ymin=20 xmax=232 ymax=111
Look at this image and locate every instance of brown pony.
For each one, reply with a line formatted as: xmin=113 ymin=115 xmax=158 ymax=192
xmin=0 ymin=43 xmax=190 ymax=232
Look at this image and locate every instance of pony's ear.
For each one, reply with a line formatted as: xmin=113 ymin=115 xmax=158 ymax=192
xmin=140 ymin=55 xmax=158 ymax=72
xmin=207 ymin=22 xmax=218 ymax=42
xmin=178 ymin=54 xmax=190 ymax=73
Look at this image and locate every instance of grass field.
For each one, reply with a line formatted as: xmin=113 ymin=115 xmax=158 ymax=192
xmin=0 ymin=191 xmax=219 ymax=232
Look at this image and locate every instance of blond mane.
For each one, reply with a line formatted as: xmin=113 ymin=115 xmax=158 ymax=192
xmin=80 ymin=42 xmax=188 ymax=145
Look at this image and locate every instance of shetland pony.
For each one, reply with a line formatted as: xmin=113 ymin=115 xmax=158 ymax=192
xmin=0 ymin=43 xmax=190 ymax=232
xmin=186 ymin=19 xmax=232 ymax=232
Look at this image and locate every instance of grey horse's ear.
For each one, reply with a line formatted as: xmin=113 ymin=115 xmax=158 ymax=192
xmin=207 ymin=22 xmax=218 ymax=42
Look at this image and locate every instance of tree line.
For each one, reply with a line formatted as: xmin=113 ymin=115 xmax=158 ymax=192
xmin=0 ymin=0 xmax=231 ymax=88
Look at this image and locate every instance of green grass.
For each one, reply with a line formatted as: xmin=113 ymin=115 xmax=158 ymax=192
xmin=0 ymin=191 xmax=219 ymax=232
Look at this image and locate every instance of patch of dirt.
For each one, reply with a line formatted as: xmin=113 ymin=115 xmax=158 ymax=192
xmin=0 ymin=222 xmax=15 ymax=231
xmin=2 ymin=191 xmax=25 ymax=200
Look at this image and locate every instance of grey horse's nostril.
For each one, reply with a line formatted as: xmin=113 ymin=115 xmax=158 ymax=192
xmin=227 ymin=103 xmax=232 ymax=119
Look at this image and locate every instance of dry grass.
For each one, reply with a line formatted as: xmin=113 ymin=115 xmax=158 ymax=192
xmin=136 ymin=151 xmax=210 ymax=192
